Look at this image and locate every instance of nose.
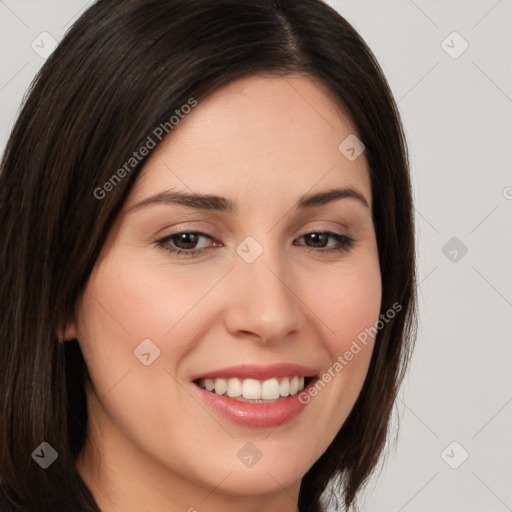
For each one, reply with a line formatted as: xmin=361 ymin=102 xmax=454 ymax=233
xmin=222 ymin=242 xmax=304 ymax=345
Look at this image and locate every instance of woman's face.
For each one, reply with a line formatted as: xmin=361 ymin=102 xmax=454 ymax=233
xmin=71 ymin=74 xmax=382 ymax=511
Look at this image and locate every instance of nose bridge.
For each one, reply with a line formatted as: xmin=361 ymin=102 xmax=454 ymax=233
xmin=225 ymin=236 xmax=302 ymax=342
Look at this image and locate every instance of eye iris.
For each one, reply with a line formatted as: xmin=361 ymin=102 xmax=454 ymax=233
xmin=174 ymin=233 xmax=199 ymax=249
xmin=305 ymin=233 xmax=328 ymax=248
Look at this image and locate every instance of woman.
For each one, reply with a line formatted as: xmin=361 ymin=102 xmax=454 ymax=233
xmin=0 ymin=0 xmax=416 ymax=510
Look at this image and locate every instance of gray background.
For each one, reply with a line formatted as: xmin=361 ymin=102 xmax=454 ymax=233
xmin=1 ymin=1 xmax=511 ymax=511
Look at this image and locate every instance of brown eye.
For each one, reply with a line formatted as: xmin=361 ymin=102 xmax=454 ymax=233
xmin=155 ymin=231 xmax=218 ymax=257
xmin=303 ymin=232 xmax=330 ymax=248
xmin=170 ymin=232 xmax=202 ymax=250
xmin=295 ymin=231 xmax=354 ymax=253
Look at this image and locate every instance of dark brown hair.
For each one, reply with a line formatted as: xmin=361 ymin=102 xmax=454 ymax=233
xmin=0 ymin=1 xmax=416 ymax=510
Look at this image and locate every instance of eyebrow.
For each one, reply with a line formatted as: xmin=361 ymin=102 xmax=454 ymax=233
xmin=128 ymin=186 xmax=369 ymax=213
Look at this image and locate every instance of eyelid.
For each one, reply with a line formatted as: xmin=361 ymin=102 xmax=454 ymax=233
xmin=155 ymin=229 xmax=219 ymax=247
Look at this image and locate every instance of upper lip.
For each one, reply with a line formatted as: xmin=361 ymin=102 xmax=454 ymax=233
xmin=191 ymin=363 xmax=317 ymax=381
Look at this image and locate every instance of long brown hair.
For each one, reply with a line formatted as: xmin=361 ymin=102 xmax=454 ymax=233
xmin=0 ymin=1 xmax=416 ymax=510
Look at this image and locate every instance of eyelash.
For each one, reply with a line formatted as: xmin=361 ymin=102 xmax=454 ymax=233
xmin=155 ymin=229 xmax=355 ymax=258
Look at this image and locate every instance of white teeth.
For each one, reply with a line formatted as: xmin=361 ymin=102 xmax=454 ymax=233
xmin=227 ymin=378 xmax=242 ymax=397
xmin=279 ymin=378 xmax=290 ymax=397
xmin=214 ymin=378 xmax=227 ymax=395
xmin=198 ymin=376 xmax=308 ymax=399
xmin=290 ymin=376 xmax=299 ymax=395
xmin=261 ymin=378 xmax=280 ymax=400
xmin=242 ymin=378 xmax=261 ymax=399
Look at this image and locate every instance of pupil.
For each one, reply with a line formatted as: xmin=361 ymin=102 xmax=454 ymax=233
xmin=306 ymin=233 xmax=328 ymax=247
xmin=175 ymin=233 xmax=198 ymax=249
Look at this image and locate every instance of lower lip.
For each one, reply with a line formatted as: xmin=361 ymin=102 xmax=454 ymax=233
xmin=193 ymin=381 xmax=315 ymax=428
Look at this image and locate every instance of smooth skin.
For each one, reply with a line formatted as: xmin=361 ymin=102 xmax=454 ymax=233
xmin=66 ymin=74 xmax=382 ymax=512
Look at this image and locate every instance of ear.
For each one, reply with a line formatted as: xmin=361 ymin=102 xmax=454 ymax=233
xmin=57 ymin=314 xmax=78 ymax=342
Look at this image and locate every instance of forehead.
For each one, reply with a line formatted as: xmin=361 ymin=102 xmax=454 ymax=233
xmin=127 ymin=74 xmax=371 ymax=209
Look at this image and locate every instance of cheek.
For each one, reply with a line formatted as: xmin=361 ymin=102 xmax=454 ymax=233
xmin=305 ymin=257 xmax=382 ymax=356
xmin=77 ymin=250 xmax=222 ymax=354
xmin=73 ymin=254 xmax=180 ymax=400
xmin=297 ymin=256 xmax=382 ymax=430
xmin=74 ymin=248 xmax=230 ymax=423
xmin=74 ymin=254 xmax=216 ymax=474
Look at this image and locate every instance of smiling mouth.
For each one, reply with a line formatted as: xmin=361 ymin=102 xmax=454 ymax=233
xmin=194 ymin=376 xmax=311 ymax=403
